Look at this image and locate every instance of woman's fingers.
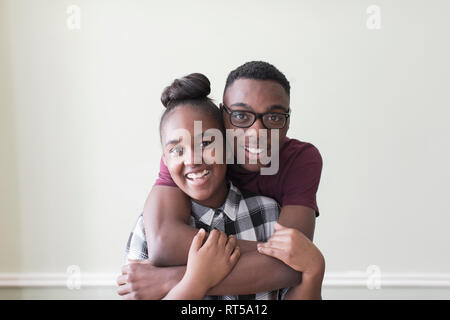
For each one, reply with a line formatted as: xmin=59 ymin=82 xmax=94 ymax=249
xmin=274 ymin=222 xmax=286 ymax=231
xmin=217 ymin=230 xmax=228 ymax=248
xmin=205 ymin=228 xmax=220 ymax=247
xmin=190 ymin=228 xmax=206 ymax=252
xmin=229 ymin=246 xmax=240 ymax=266
xmin=225 ymin=235 xmax=236 ymax=255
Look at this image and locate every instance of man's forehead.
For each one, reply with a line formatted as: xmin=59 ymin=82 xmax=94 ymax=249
xmin=224 ymin=79 xmax=289 ymax=103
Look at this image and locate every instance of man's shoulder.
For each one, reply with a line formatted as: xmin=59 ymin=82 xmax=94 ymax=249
xmin=279 ymin=137 xmax=323 ymax=169
xmin=281 ymin=137 xmax=321 ymax=158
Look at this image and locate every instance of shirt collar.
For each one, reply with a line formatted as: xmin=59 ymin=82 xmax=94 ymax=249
xmin=191 ymin=181 xmax=242 ymax=226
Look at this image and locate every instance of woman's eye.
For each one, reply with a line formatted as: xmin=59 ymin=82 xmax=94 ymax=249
xmin=200 ymin=140 xmax=212 ymax=148
xmin=170 ymin=146 xmax=183 ymax=156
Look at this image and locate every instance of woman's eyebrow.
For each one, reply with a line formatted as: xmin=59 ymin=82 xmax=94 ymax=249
xmin=165 ymin=138 xmax=181 ymax=147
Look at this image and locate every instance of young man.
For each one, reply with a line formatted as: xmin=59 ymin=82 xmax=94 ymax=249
xmin=117 ymin=61 xmax=323 ymax=299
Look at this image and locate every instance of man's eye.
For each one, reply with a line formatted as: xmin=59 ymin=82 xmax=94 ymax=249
xmin=233 ymin=112 xmax=248 ymax=119
xmin=267 ymin=114 xmax=283 ymax=122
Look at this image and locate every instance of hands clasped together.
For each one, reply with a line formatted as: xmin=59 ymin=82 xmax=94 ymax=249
xmin=117 ymin=223 xmax=325 ymax=300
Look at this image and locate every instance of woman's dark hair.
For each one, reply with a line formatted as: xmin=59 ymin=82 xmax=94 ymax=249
xmin=159 ymin=73 xmax=224 ymax=139
xmin=224 ymin=61 xmax=290 ymax=96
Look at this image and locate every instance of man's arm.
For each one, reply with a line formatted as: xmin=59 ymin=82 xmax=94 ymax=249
xmin=143 ymin=186 xmax=256 ymax=266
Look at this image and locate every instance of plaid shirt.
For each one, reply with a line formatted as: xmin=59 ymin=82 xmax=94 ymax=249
xmin=125 ymin=181 xmax=285 ymax=300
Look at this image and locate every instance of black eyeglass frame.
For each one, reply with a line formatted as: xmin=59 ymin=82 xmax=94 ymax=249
xmin=220 ymin=103 xmax=291 ymax=129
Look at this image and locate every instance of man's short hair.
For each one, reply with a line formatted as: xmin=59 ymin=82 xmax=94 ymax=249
xmin=224 ymin=61 xmax=290 ymax=96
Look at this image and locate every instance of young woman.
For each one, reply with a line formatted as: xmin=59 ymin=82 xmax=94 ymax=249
xmin=119 ymin=72 xmax=324 ymax=300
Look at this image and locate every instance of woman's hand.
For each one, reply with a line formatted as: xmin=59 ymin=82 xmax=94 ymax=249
xmin=257 ymin=222 xmax=325 ymax=278
xmin=186 ymin=229 xmax=240 ymax=289
xmin=164 ymin=228 xmax=240 ymax=299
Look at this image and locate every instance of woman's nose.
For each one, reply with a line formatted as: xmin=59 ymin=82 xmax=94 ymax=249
xmin=183 ymin=148 xmax=202 ymax=165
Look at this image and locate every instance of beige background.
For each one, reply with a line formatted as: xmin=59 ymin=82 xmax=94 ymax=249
xmin=1 ymin=0 xmax=449 ymax=299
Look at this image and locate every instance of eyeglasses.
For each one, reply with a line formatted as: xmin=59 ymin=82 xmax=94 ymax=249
xmin=221 ymin=103 xmax=290 ymax=129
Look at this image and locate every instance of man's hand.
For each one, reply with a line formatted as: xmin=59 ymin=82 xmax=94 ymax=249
xmin=116 ymin=259 xmax=184 ymax=300
xmin=257 ymin=222 xmax=325 ymax=277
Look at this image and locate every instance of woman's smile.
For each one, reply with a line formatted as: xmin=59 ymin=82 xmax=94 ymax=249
xmin=184 ymin=167 xmax=212 ymax=186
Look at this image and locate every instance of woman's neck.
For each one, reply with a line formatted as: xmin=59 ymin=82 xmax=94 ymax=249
xmin=194 ymin=181 xmax=229 ymax=209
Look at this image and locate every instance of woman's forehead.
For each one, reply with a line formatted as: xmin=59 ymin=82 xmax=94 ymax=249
xmin=162 ymin=110 xmax=221 ymax=143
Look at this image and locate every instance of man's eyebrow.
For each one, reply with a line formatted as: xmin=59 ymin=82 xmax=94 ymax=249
xmin=229 ymin=102 xmax=252 ymax=110
xmin=230 ymin=102 xmax=289 ymax=112
xmin=268 ymin=105 xmax=289 ymax=112
xmin=165 ymin=138 xmax=180 ymax=146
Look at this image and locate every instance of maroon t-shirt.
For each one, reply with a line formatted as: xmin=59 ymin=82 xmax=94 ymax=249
xmin=155 ymin=137 xmax=323 ymax=217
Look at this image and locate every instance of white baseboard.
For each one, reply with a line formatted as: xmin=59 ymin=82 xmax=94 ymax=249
xmin=1 ymin=272 xmax=450 ymax=288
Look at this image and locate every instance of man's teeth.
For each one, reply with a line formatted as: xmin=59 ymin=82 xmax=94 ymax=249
xmin=187 ymin=169 xmax=209 ymax=180
xmin=245 ymin=146 xmax=263 ymax=154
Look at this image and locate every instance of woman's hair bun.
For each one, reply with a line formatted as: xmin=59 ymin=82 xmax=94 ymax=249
xmin=161 ymin=73 xmax=211 ymax=108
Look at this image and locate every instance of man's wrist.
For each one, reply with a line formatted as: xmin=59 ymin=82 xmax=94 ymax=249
xmin=163 ymin=266 xmax=186 ymax=293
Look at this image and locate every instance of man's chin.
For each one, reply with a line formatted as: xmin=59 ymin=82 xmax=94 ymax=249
xmin=237 ymin=163 xmax=266 ymax=173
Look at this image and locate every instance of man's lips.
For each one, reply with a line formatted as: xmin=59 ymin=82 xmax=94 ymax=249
xmin=240 ymin=144 xmax=270 ymax=155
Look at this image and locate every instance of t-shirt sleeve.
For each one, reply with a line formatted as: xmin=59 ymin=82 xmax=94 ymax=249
xmin=281 ymin=145 xmax=323 ymax=217
xmin=154 ymin=157 xmax=177 ymax=187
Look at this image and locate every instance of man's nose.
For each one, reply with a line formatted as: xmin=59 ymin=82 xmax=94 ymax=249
xmin=249 ymin=116 xmax=265 ymax=131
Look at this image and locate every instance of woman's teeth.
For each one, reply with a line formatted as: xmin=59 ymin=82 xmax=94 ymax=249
xmin=186 ymin=169 xmax=210 ymax=180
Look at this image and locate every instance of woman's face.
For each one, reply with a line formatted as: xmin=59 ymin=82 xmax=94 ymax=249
xmin=161 ymin=105 xmax=227 ymax=205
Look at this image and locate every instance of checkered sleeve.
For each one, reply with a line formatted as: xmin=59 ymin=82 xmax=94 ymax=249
xmin=124 ymin=214 xmax=149 ymax=263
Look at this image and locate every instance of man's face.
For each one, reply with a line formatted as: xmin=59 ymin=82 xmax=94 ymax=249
xmin=222 ymin=78 xmax=290 ymax=172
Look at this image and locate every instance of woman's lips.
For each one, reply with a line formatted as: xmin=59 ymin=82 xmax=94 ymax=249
xmin=185 ymin=169 xmax=211 ymax=186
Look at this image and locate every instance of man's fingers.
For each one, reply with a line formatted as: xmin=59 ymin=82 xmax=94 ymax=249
xmin=257 ymin=245 xmax=286 ymax=261
xmin=190 ymin=228 xmax=206 ymax=252
xmin=121 ymin=264 xmax=130 ymax=275
xmin=259 ymin=240 xmax=287 ymax=251
xmin=116 ymin=283 xmax=131 ymax=296
xmin=116 ymin=274 xmax=128 ymax=286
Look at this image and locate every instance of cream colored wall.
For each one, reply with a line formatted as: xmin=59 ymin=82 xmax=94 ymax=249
xmin=1 ymin=0 xmax=449 ymax=299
